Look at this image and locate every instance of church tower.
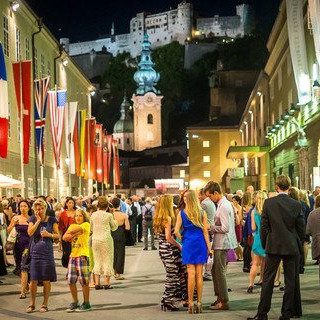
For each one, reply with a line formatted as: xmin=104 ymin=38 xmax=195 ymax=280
xmin=132 ymin=34 xmax=163 ymax=151
xmin=113 ymin=94 xmax=134 ymax=151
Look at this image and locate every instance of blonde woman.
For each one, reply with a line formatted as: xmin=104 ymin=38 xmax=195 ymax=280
xmin=247 ymin=191 xmax=267 ymax=293
xmin=63 ymin=209 xmax=91 ymax=312
xmin=154 ymin=195 xmax=187 ymax=312
xmin=174 ymin=190 xmax=211 ymax=314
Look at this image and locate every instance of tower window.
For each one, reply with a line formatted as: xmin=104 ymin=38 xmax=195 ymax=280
xmin=147 ymin=114 xmax=153 ymax=124
xmin=127 ymin=138 xmax=130 ymax=144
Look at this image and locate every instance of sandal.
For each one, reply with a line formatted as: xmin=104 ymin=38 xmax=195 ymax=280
xmin=26 ymin=305 xmax=35 ymax=313
xmin=103 ymin=284 xmax=113 ymax=290
xmin=19 ymin=293 xmax=27 ymax=299
xmin=39 ymin=305 xmax=48 ymax=313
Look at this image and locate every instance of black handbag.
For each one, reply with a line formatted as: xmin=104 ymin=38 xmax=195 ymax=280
xmin=61 ymin=240 xmax=72 ymax=268
xmin=125 ymin=229 xmax=135 ymax=246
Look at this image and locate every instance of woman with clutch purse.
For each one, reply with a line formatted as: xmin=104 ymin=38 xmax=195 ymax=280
xmin=154 ymin=195 xmax=187 ymax=312
xmin=7 ymin=200 xmax=32 ymax=298
xmin=26 ymin=199 xmax=59 ymax=313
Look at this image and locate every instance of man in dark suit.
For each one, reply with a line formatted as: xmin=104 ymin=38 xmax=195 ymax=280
xmin=247 ymin=175 xmax=305 ymax=320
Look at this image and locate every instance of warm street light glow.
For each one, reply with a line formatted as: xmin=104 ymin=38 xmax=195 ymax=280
xmin=257 ymin=91 xmax=262 ymax=96
xmin=10 ymin=1 xmax=19 ymax=11
xmin=62 ymin=58 xmax=68 ymax=66
xmin=90 ymin=90 xmax=96 ymax=96
xmin=243 ymin=121 xmax=247 ymax=125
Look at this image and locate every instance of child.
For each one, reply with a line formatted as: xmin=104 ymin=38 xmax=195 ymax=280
xmin=62 ymin=209 xmax=91 ymax=312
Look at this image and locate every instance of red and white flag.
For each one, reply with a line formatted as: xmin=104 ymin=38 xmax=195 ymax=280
xmin=112 ymin=138 xmax=121 ymax=186
xmin=48 ymin=90 xmax=67 ymax=169
xmin=0 ymin=43 xmax=9 ymax=158
xmin=84 ymin=118 xmax=96 ymax=180
xmin=95 ymin=124 xmax=103 ymax=183
xmin=64 ymin=101 xmax=78 ymax=174
xmin=12 ymin=61 xmax=32 ymax=164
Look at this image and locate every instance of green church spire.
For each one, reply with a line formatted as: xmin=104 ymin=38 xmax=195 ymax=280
xmin=133 ymin=34 xmax=160 ymax=95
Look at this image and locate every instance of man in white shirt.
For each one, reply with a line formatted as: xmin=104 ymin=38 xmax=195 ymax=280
xmin=205 ymin=181 xmax=237 ymax=311
xmin=132 ymin=195 xmax=142 ymax=242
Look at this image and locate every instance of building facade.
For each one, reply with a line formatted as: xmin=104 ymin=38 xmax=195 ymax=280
xmin=0 ymin=0 xmax=93 ymax=198
xmin=187 ymin=125 xmax=242 ymax=192
xmin=61 ymin=2 xmax=254 ymax=58
xmin=238 ymin=0 xmax=320 ymax=191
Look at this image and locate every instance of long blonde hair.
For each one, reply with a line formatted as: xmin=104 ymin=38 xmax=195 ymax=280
xmin=184 ymin=190 xmax=204 ymax=229
xmin=153 ymin=195 xmax=175 ymax=233
xmin=255 ymin=191 xmax=267 ymax=215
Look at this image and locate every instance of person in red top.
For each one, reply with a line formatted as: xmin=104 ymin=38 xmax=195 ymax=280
xmin=59 ymin=197 xmax=77 ymax=268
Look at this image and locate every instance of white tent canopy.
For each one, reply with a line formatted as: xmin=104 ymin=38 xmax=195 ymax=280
xmin=0 ymin=174 xmax=24 ymax=188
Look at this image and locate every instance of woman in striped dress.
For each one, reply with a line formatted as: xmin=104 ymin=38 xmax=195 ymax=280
xmin=153 ymin=195 xmax=187 ymax=311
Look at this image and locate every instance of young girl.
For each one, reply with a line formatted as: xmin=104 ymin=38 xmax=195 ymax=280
xmin=63 ymin=209 xmax=91 ymax=312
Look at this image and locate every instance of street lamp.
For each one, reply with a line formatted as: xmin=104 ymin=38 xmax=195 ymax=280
xmin=10 ymin=1 xmax=19 ymax=11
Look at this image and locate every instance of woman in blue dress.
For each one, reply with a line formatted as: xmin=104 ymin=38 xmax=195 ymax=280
xmin=247 ymin=191 xmax=267 ymax=293
xmin=174 ymin=190 xmax=211 ymax=314
xmin=26 ymin=199 xmax=59 ymax=313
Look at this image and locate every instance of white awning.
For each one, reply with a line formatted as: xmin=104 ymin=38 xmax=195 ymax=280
xmin=0 ymin=174 xmax=24 ymax=188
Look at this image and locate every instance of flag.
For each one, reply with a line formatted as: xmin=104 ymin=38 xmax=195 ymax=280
xmin=84 ymin=118 xmax=96 ymax=180
xmin=95 ymin=124 xmax=103 ymax=183
xmin=106 ymin=134 xmax=113 ymax=185
xmin=0 ymin=43 xmax=8 ymax=159
xmin=12 ymin=61 xmax=32 ymax=164
xmin=34 ymin=76 xmax=50 ymax=165
xmin=102 ymin=131 xmax=109 ymax=186
xmin=64 ymin=101 xmax=78 ymax=174
xmin=48 ymin=89 xmax=67 ymax=169
xmin=73 ymin=113 xmax=81 ymax=177
xmin=79 ymin=109 xmax=87 ymax=176
xmin=112 ymin=138 xmax=121 ymax=186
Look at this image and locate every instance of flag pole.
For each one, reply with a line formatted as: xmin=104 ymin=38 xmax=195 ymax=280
xmin=39 ymin=72 xmax=44 ymax=196
xmin=68 ymin=103 xmax=72 ymax=196
xmin=55 ymin=84 xmax=59 ymax=201
xmin=40 ymin=165 xmax=44 ymax=195
xmin=19 ymin=61 xmax=25 ymax=198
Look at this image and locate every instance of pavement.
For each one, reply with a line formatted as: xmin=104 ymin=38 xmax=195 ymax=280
xmin=0 ymin=242 xmax=319 ymax=320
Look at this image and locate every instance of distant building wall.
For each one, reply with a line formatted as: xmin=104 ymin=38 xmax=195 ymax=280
xmin=184 ymin=43 xmax=218 ymax=69
xmin=64 ymin=2 xmax=254 ymax=58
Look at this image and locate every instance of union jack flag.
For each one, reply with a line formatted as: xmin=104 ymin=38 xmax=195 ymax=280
xmin=48 ymin=89 xmax=67 ymax=169
xmin=34 ymin=76 xmax=50 ymax=165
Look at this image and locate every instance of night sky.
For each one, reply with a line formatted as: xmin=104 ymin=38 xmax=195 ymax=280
xmin=25 ymin=0 xmax=281 ymax=42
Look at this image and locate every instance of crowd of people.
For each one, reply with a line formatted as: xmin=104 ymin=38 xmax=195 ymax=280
xmin=0 ymin=177 xmax=319 ymax=318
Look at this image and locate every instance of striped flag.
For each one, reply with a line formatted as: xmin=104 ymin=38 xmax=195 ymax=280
xmin=112 ymin=138 xmax=121 ymax=186
xmin=12 ymin=61 xmax=32 ymax=164
xmin=0 ymin=43 xmax=9 ymax=159
xmin=48 ymin=90 xmax=67 ymax=169
xmin=79 ymin=109 xmax=87 ymax=176
xmin=95 ymin=123 xmax=103 ymax=183
xmin=64 ymin=101 xmax=78 ymax=174
xmin=34 ymin=76 xmax=50 ymax=165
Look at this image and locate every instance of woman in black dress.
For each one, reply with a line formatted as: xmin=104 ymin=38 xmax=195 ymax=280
xmin=0 ymin=236 xmax=7 ymax=277
xmin=111 ymin=197 xmax=130 ymax=280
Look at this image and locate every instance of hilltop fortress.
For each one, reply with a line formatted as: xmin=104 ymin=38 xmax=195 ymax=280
xmin=61 ymin=1 xmax=254 ymax=58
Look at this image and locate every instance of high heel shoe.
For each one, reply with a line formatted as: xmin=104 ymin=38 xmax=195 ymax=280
xmin=160 ymin=300 xmax=179 ymax=312
xmin=247 ymin=286 xmax=253 ymax=293
xmin=196 ymin=301 xmax=203 ymax=313
xmin=188 ymin=302 xmax=195 ymax=314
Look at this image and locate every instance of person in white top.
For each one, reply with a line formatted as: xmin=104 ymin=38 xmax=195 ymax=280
xmin=90 ymin=197 xmax=118 ymax=289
